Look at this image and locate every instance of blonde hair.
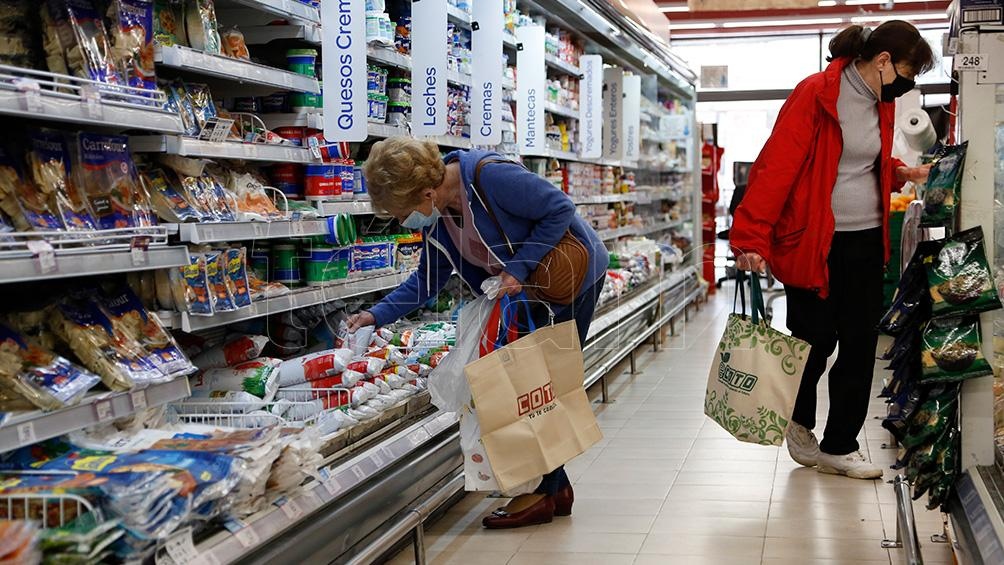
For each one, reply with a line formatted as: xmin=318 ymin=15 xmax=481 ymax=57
xmin=363 ymin=137 xmax=445 ymax=213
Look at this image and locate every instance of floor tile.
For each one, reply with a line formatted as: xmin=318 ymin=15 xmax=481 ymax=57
xmin=659 ymin=500 xmax=771 ymax=520
xmin=519 ymin=530 xmax=647 ymax=554
xmin=388 ymin=549 xmax=515 ymax=565
xmin=765 ymin=517 xmax=887 ymax=540
xmin=639 ymin=533 xmax=765 ymax=557
xmin=569 ymin=498 xmax=665 ymax=517
xmin=649 ymin=514 xmax=767 ymax=537
xmin=508 ymin=552 xmax=636 ymax=565
xmin=762 ymin=536 xmax=891 ymax=561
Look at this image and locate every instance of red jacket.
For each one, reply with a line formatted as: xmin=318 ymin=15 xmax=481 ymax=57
xmin=730 ymin=58 xmax=906 ymax=298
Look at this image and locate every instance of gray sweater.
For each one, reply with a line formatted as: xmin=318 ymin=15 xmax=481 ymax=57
xmin=832 ymin=62 xmax=882 ymax=232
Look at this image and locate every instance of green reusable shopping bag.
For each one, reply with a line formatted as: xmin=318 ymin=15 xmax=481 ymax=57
xmin=704 ymin=273 xmax=811 ymax=446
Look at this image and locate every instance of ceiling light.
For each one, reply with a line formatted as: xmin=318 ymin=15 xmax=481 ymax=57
xmin=668 ymin=22 xmax=718 ymax=30
xmin=721 ymin=17 xmax=845 ymax=28
xmin=817 ymin=1 xmax=837 ymax=6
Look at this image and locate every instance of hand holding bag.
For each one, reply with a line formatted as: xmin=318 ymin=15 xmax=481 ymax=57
xmin=704 ymin=273 xmax=811 ymax=446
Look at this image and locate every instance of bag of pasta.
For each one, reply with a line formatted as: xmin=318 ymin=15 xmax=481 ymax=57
xmin=0 ymin=146 xmax=62 ymax=231
xmin=96 ymin=285 xmax=194 ymax=379
xmin=107 ymin=0 xmax=156 ymax=92
xmin=77 ymin=133 xmax=145 ymax=229
xmin=0 ymin=323 xmax=101 ymax=410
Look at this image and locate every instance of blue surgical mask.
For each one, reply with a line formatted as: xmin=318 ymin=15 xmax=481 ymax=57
xmin=401 ymin=206 xmax=441 ymax=230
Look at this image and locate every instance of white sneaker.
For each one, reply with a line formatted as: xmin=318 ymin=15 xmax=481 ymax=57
xmin=817 ymin=451 xmax=884 ymax=480
xmin=785 ymin=422 xmax=820 ymax=467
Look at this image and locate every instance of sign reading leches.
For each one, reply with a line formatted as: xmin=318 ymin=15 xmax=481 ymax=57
xmin=602 ymin=67 xmax=624 ymax=161
xmin=471 ymin=0 xmax=504 ymax=146
xmin=322 ymin=0 xmax=366 ymax=142
xmin=412 ymin=0 xmax=448 ymax=137
xmin=517 ymin=25 xmax=546 ymax=155
xmin=622 ymin=74 xmax=641 ymax=163
xmin=579 ymin=55 xmax=603 ymax=159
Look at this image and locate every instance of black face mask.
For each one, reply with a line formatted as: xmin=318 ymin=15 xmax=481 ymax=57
xmin=880 ymin=67 xmax=915 ymax=103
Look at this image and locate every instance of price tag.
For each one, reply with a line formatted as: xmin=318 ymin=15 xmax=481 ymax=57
xmin=371 ymin=453 xmax=383 ymax=467
xmin=323 ymin=476 xmax=342 ymax=496
xmin=14 ymin=78 xmax=42 ymax=113
xmin=157 ymin=527 xmax=204 ymax=565
xmin=350 ymin=465 xmax=366 ymax=480
xmin=279 ymin=497 xmax=304 ymax=520
xmin=381 ymin=446 xmax=395 ymax=460
xmin=94 ymin=401 xmax=113 ymax=422
xmin=955 ymin=53 xmax=989 ymax=71
xmin=408 ymin=431 xmax=427 ymax=447
xmin=26 ymin=240 xmax=56 ymax=274
xmin=131 ymin=390 xmax=148 ymax=411
xmin=80 ymin=85 xmax=103 ymax=119
xmin=233 ymin=524 xmax=260 ymax=548
xmin=291 ymin=220 xmax=306 ymax=237
xmin=130 ymin=236 xmax=150 ymax=265
xmin=307 ymin=137 xmax=323 ymax=160
xmin=16 ymin=422 xmax=36 ymax=446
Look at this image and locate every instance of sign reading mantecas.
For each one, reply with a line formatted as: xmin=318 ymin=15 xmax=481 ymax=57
xmin=322 ymin=0 xmax=366 ymax=142
xmin=471 ymin=0 xmax=504 ymax=146
xmin=517 ymin=25 xmax=546 ymax=156
xmin=412 ymin=0 xmax=448 ymax=137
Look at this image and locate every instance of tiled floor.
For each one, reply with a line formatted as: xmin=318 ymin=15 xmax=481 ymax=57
xmin=392 ymin=288 xmax=957 ymax=565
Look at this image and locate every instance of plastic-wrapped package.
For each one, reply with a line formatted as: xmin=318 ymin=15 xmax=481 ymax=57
xmin=0 ymin=323 xmax=101 ymax=410
xmin=0 ymin=145 xmax=63 ymax=231
xmin=346 ymin=357 xmax=386 ymax=377
xmin=267 ymin=428 xmax=323 ymax=495
xmin=228 ymin=171 xmax=282 ymax=220
xmin=920 ymin=316 xmax=992 ymax=383
xmin=178 ymin=255 xmax=213 ymax=316
xmin=191 ymin=358 xmax=281 ymax=401
xmin=165 ymin=81 xmax=200 ymax=136
xmin=225 ymin=247 xmax=253 ymax=308
xmin=183 ymin=82 xmax=217 ymax=133
xmin=77 ymin=133 xmax=144 ymax=229
xmin=142 ymin=167 xmax=204 ymax=223
xmin=902 ymin=384 xmax=960 ymax=449
xmin=107 ymin=0 xmax=156 ymax=91
xmin=276 ymin=349 xmax=354 ymax=387
xmin=192 ymin=335 xmax=269 ymax=369
xmin=205 ymin=250 xmax=238 ymax=313
xmin=152 ymin=0 xmax=185 ymax=46
xmin=174 ymin=389 xmax=267 ymax=414
xmin=38 ymin=512 xmax=123 ymax=563
xmin=221 ymin=27 xmax=249 ymax=60
xmin=247 ymin=269 xmax=290 ymax=302
xmin=96 ymin=285 xmax=193 ymax=379
xmin=27 ymin=130 xmax=96 ymax=231
xmin=927 ymin=227 xmax=1002 ymax=318
xmin=184 ymin=0 xmax=221 ymax=54
xmin=921 ymin=142 xmax=968 ymax=227
xmin=44 ymin=0 xmax=125 ymax=85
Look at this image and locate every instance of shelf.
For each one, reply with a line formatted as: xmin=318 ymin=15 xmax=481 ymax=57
xmin=638 ymin=219 xmax=684 ymax=235
xmin=193 ymin=411 xmax=456 ymax=564
xmin=216 ymin=0 xmax=320 ymax=25
xmin=544 ymin=54 xmax=581 ymax=77
xmin=0 ymin=245 xmax=190 ymax=285
xmin=367 ymin=46 xmax=411 ymax=71
xmin=503 ymin=33 xmax=518 ymax=50
xmin=170 ymin=271 xmax=413 ymax=332
xmin=155 ymin=45 xmax=320 ymax=94
xmin=524 ymin=148 xmax=578 ymax=161
xmin=261 ymin=112 xmax=323 ymax=130
xmin=587 ymin=270 xmax=692 ymax=341
xmin=427 ymin=135 xmax=471 ymax=149
xmin=446 ymin=4 xmax=471 ymax=28
xmin=0 ymin=377 xmax=192 ymax=453
xmin=0 ymin=86 xmax=184 ymax=134
xmin=315 ymin=200 xmax=376 ymax=216
xmin=130 ymin=136 xmax=317 ymax=163
xmin=570 ymin=193 xmax=637 ymax=205
xmin=596 ymin=226 xmax=640 ymax=241
xmin=503 ymin=78 xmax=516 ymax=91
xmin=544 ymin=102 xmax=579 ymax=120
xmin=240 ymin=24 xmax=322 ymax=45
xmin=446 ymin=70 xmax=472 ymax=87
xmin=172 ymin=220 xmax=334 ymax=244
xmin=367 ymin=122 xmax=409 ymax=140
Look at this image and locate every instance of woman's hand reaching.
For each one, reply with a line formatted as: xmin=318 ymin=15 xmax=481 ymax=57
xmin=499 ymin=272 xmax=523 ymax=296
xmin=736 ymin=252 xmax=767 ymax=274
xmin=897 ymin=164 xmax=933 ymax=184
xmin=347 ymin=311 xmax=375 ymax=332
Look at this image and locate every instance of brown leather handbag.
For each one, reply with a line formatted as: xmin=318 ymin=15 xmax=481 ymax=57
xmin=472 ymin=159 xmax=590 ymax=305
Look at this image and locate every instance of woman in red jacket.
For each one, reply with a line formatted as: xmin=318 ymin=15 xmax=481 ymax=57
xmin=731 ymin=21 xmax=934 ymax=479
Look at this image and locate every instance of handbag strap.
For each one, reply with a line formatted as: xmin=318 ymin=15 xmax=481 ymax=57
xmin=734 ymin=270 xmax=748 ymax=318
xmin=481 ymin=299 xmax=504 ymax=357
xmin=733 ymin=271 xmax=767 ymax=325
xmin=472 ymin=158 xmax=523 ymax=256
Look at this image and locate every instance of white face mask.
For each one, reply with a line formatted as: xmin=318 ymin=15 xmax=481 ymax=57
xmin=401 ymin=205 xmax=441 ymax=230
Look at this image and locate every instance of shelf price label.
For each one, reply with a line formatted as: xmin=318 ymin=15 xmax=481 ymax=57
xmin=156 ymin=527 xmax=209 ymax=565
xmin=130 ymin=236 xmax=150 ymax=266
xmin=26 ymin=240 xmax=56 ymax=274
xmin=471 ymin=0 xmax=503 ymax=146
xmin=131 ymin=390 xmax=148 ymax=411
xmin=278 ymin=497 xmax=304 ymax=520
xmin=94 ymin=401 xmax=113 ymax=422
xmin=80 ymin=85 xmax=103 ymax=120
xmin=14 ymin=78 xmax=42 ymax=113
xmin=16 ymin=422 xmax=36 ymax=446
xmin=955 ymin=53 xmax=989 ymax=71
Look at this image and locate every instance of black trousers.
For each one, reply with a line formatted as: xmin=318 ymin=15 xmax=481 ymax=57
xmin=784 ymin=228 xmax=885 ymax=456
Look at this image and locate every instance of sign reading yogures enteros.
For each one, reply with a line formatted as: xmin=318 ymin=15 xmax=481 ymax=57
xmin=322 ymin=0 xmax=367 ymax=142
xmin=687 ymin=0 xmax=816 ymax=9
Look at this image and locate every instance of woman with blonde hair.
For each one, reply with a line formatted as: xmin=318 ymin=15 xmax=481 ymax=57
xmin=347 ymin=137 xmax=608 ymax=528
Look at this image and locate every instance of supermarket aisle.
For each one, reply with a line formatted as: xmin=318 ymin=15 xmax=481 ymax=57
xmin=394 ymin=289 xmax=956 ymax=565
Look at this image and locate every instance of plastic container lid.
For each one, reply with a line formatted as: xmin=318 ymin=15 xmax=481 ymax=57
xmin=287 ymin=49 xmax=318 ymax=58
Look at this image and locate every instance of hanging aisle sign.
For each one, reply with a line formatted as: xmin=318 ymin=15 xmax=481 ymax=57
xmin=602 ymin=67 xmax=624 ymax=161
xmin=622 ymin=74 xmax=641 ymax=164
xmin=412 ymin=0 xmax=448 ymax=137
xmin=517 ymin=25 xmax=546 ymax=156
xmin=322 ymin=0 xmax=366 ymax=142
xmin=471 ymin=0 xmax=504 ymax=146
xmin=579 ymin=55 xmax=603 ymax=159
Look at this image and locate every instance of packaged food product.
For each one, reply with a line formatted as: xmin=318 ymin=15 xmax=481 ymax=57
xmin=44 ymin=0 xmax=124 ymax=85
xmin=27 ymin=130 xmax=96 ymax=231
xmin=96 ymin=285 xmax=193 ymax=379
xmin=175 ymin=389 xmax=267 ymax=414
xmin=78 ymin=133 xmax=143 ymax=229
xmin=927 ymin=226 xmax=1002 ymax=318
xmin=38 ymin=512 xmax=123 ymax=561
xmin=192 ymin=358 xmax=281 ymax=401
xmin=277 ymin=349 xmax=354 ymax=387
xmin=922 ymin=142 xmax=968 ymax=227
xmin=920 ymin=316 xmax=992 ymax=383
xmin=184 ymin=0 xmax=221 ymax=54
xmin=205 ymin=250 xmax=238 ymax=313
xmin=183 ymin=82 xmax=218 ymax=133
xmin=0 ymin=520 xmax=40 ymax=564
xmin=221 ymin=27 xmax=249 ymax=60
xmin=152 ymin=0 xmax=185 ymax=46
xmin=107 ymin=0 xmax=156 ymax=91
xmin=228 ymin=171 xmax=282 ymax=220
xmin=0 ymin=146 xmax=63 ymax=231
xmin=178 ymin=254 xmax=212 ymax=316
xmin=346 ymin=357 xmax=386 ymax=376
xmin=165 ymin=80 xmax=200 ymax=136
xmin=902 ymin=384 xmax=960 ymax=449
xmin=247 ymin=270 xmax=290 ymax=302
xmin=0 ymin=323 xmax=100 ymax=410
xmin=192 ymin=335 xmax=269 ymax=370
xmin=142 ymin=167 xmax=203 ymax=222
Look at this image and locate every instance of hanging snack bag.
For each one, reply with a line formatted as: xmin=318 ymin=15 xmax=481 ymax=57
xmin=152 ymin=0 xmax=185 ymax=46
xmin=921 ymin=142 xmax=968 ymax=227
xmin=27 ymin=130 xmax=96 ymax=231
xmin=107 ymin=0 xmax=156 ymax=91
xmin=902 ymin=384 xmax=960 ymax=449
xmin=184 ymin=0 xmax=221 ymax=54
xmin=179 ymin=254 xmax=213 ymax=316
xmin=141 ymin=167 xmax=203 ymax=223
xmin=205 ymin=250 xmax=238 ymax=313
xmin=920 ymin=316 xmax=992 ymax=383
xmin=0 ymin=323 xmax=101 ymax=410
xmin=0 ymin=146 xmax=62 ymax=231
xmin=192 ymin=335 xmax=269 ymax=369
xmin=78 ymin=133 xmax=143 ymax=230
xmin=225 ymin=247 xmax=252 ymax=309
xmin=192 ymin=358 xmax=281 ymax=401
xmin=96 ymin=285 xmax=193 ymax=379
xmin=926 ymin=226 xmax=1002 ymax=317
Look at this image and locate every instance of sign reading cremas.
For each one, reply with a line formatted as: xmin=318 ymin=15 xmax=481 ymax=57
xmin=412 ymin=0 xmax=448 ymax=137
xmin=517 ymin=25 xmax=546 ymax=156
xmin=322 ymin=0 xmax=366 ymax=142
xmin=471 ymin=0 xmax=503 ymax=146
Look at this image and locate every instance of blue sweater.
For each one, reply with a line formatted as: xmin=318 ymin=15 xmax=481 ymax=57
xmin=368 ymin=149 xmax=609 ymax=326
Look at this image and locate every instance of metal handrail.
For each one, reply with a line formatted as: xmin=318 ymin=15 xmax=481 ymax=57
xmin=882 ymin=474 xmax=924 ymax=565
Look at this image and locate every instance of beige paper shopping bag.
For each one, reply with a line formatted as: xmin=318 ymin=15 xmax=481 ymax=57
xmin=464 ymin=320 xmax=603 ymax=492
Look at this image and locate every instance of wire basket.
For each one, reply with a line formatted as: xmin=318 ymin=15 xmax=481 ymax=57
xmin=0 ymin=492 xmax=102 ymax=529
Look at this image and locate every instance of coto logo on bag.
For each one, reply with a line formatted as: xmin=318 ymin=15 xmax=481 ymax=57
xmin=718 ymin=352 xmax=758 ymax=395
xmin=518 ymin=383 xmax=555 ymax=417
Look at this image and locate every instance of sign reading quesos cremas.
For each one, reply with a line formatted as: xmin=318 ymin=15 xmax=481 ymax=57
xmin=471 ymin=0 xmax=504 ymax=146
xmin=412 ymin=0 xmax=448 ymax=137
xmin=579 ymin=55 xmax=603 ymax=159
xmin=517 ymin=25 xmax=546 ymax=155
xmin=322 ymin=0 xmax=367 ymax=142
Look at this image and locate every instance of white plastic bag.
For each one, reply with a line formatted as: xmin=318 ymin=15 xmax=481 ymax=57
xmin=428 ymin=295 xmax=494 ymax=412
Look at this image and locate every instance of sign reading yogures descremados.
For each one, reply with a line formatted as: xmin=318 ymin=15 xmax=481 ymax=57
xmin=322 ymin=0 xmax=367 ymax=142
